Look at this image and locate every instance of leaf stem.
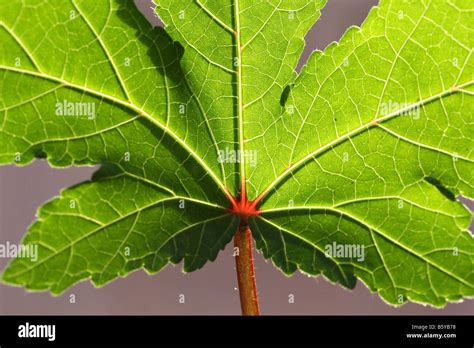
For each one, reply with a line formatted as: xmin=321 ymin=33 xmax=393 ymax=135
xmin=234 ymin=218 xmax=260 ymax=315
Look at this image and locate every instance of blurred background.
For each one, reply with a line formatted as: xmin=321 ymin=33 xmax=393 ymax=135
xmin=1 ymin=0 xmax=472 ymax=315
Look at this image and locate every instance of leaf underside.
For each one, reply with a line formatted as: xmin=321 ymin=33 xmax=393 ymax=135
xmin=0 ymin=0 xmax=473 ymax=307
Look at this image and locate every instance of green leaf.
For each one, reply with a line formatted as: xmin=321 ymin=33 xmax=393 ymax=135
xmin=0 ymin=0 xmax=237 ymax=293
xmin=1 ymin=0 xmax=473 ymax=308
xmin=4 ymin=166 xmax=237 ymax=293
xmin=248 ymin=0 xmax=474 ymax=306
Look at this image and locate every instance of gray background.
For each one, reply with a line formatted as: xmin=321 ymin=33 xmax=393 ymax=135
xmin=1 ymin=0 xmax=472 ymax=315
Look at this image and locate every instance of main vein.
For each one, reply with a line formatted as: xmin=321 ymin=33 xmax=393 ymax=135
xmin=234 ymin=0 xmax=246 ymax=196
